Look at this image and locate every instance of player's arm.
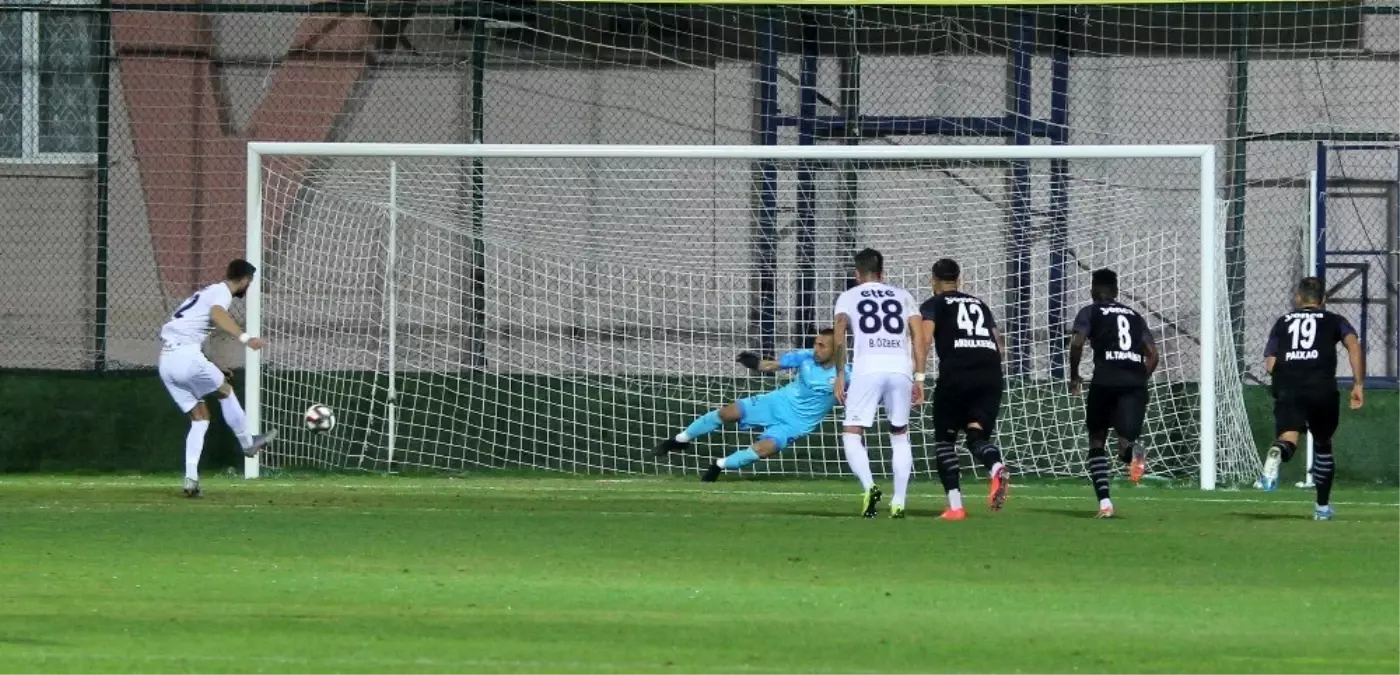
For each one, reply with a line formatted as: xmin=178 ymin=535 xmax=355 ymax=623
xmin=1068 ymin=306 xmax=1091 ymax=394
xmin=913 ymin=299 xmax=936 ymax=379
xmin=833 ymin=309 xmax=850 ymax=404
xmin=210 ymin=305 xmax=264 ymax=350
xmin=1263 ymin=320 xmax=1280 ymax=375
xmin=1342 ymin=318 xmax=1365 ymax=409
xmin=1141 ymin=324 xmax=1159 ymax=378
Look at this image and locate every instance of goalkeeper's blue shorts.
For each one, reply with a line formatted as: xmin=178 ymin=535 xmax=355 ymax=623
xmin=737 ymin=392 xmax=821 ymax=451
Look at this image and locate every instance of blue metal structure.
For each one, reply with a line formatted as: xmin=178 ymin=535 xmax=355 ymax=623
xmin=754 ymin=11 xmax=1072 ymax=376
xmin=1314 ymin=142 xmax=1400 ymax=388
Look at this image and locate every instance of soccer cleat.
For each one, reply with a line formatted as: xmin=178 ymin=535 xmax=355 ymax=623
xmin=700 ymin=463 xmax=722 ymax=483
xmin=182 ymin=478 xmax=202 ymax=499
xmin=1314 ymin=505 xmax=1334 ymax=521
xmin=939 ymin=507 xmax=967 ymax=521
xmin=890 ymin=504 xmax=906 ymax=519
xmin=1260 ymin=447 xmax=1282 ymax=491
xmin=242 ymin=428 xmax=277 ymax=458
xmin=1096 ymin=506 xmax=1115 ymax=519
xmin=861 ymin=485 xmax=883 ymax=518
xmin=651 ymin=437 xmax=691 ymax=458
xmin=1129 ymin=455 xmax=1147 ymax=485
xmin=988 ymin=466 xmax=1009 ymax=511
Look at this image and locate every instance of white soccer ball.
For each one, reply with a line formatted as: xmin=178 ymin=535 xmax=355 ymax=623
xmin=304 ymin=403 xmax=335 ymax=432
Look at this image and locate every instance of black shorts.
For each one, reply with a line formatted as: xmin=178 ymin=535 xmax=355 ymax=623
xmin=1084 ymin=385 xmax=1149 ymax=441
xmin=1273 ymin=388 xmax=1340 ymax=440
xmin=932 ymin=375 xmax=1003 ymax=438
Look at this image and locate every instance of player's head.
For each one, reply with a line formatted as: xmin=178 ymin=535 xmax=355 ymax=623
xmin=931 ymin=258 xmax=960 ymax=292
xmin=1294 ymin=276 xmax=1326 ymax=308
xmin=1091 ymin=268 xmax=1118 ymax=302
xmin=225 ymin=259 xmax=257 ymax=298
xmin=853 ymin=248 xmax=884 ymax=282
xmin=813 ymin=327 xmax=843 ymax=366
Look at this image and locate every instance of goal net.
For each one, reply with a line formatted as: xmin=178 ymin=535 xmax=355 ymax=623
xmin=248 ymin=143 xmax=1258 ymax=488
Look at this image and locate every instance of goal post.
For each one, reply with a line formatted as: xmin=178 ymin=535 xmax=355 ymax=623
xmin=245 ymin=142 xmax=1252 ymax=489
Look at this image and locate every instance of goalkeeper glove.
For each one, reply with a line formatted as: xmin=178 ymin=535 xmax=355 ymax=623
xmin=736 ymin=351 xmax=763 ymax=371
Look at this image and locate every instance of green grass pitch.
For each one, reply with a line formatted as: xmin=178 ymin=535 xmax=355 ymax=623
xmin=1 ymin=475 xmax=1395 ymax=673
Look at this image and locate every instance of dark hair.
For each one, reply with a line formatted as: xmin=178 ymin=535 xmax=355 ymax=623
xmin=853 ymin=248 xmax=884 ymax=276
xmin=818 ymin=327 xmax=834 ymax=337
xmin=1297 ymin=276 xmax=1325 ymax=304
xmin=932 ymin=258 xmax=960 ymax=282
xmin=226 ymin=259 xmax=258 ymax=281
xmin=1091 ymin=268 xmax=1118 ymax=300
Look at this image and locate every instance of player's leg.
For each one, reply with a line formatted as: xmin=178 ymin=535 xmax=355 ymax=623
xmin=1084 ymin=387 xmax=1115 ymax=517
xmin=883 ymin=375 xmax=915 ymax=519
xmin=1260 ymin=392 xmax=1305 ymax=491
xmin=841 ymin=374 xmax=882 ymax=518
xmin=1306 ymin=391 xmax=1341 ymax=520
xmin=161 ymin=355 xmax=208 ymax=497
xmin=964 ymin=380 xmax=1008 ymax=510
xmin=930 ymin=382 xmax=966 ymax=519
xmin=654 ymin=401 xmax=743 ymax=457
xmin=701 ymin=435 xmax=785 ymax=483
xmin=211 ymin=372 xmax=275 ymax=457
xmin=1112 ymin=387 xmax=1150 ymax=484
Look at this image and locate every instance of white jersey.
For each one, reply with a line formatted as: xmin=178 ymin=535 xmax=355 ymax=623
xmin=159 ymin=282 xmax=234 ymax=349
xmin=834 ymin=281 xmax=918 ymax=377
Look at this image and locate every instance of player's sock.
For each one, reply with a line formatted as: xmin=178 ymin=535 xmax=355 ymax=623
xmin=934 ymin=441 xmax=961 ymax=493
xmin=841 ymin=433 xmax=875 ymax=490
xmin=678 ymin=410 xmax=722 ymax=443
xmin=964 ymin=428 xmax=1004 ymax=472
xmin=1087 ymin=446 xmax=1111 ymax=502
xmin=1311 ymin=443 xmax=1335 ymax=507
xmin=185 ymin=420 xmax=210 ymax=482
xmin=946 ymin=489 xmax=964 ymax=511
xmin=1274 ymin=439 xmax=1298 ymax=463
xmin=218 ymin=394 xmax=254 ymax=449
xmin=718 ymin=448 xmax=759 ymax=471
xmin=890 ymin=433 xmax=913 ymax=508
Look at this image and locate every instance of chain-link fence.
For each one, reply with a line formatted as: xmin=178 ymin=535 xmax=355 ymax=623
xmin=1 ymin=2 xmax=1396 ymax=385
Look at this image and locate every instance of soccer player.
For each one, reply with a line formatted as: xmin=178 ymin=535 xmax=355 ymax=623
xmin=1258 ymin=277 xmax=1365 ymax=520
xmin=833 ymin=248 xmax=919 ymax=518
xmin=651 ymin=328 xmax=848 ymax=481
xmin=1068 ymin=268 xmax=1158 ymax=518
xmin=913 ymin=258 xmax=1009 ymax=520
xmin=158 ymin=259 xmax=275 ymax=497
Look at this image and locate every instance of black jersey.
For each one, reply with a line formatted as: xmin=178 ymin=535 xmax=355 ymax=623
xmin=1265 ymin=308 xmax=1356 ymax=392
xmin=1072 ymin=300 xmax=1155 ymax=388
xmin=919 ymin=291 xmax=1002 ymax=379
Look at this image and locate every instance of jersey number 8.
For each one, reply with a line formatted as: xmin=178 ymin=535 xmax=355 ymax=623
xmin=1116 ymin=315 xmax=1133 ymax=350
xmin=857 ymin=299 xmax=905 ymax=335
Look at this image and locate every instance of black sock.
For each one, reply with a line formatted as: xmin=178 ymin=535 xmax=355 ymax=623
xmin=1311 ymin=444 xmax=1335 ymax=507
xmin=1087 ymin=446 xmax=1111 ymax=501
xmin=1273 ymin=439 xmax=1297 ymax=463
xmin=1117 ymin=441 xmax=1135 ymax=464
xmin=964 ymin=428 xmax=1004 ymax=472
xmin=935 ymin=442 xmax=961 ymax=494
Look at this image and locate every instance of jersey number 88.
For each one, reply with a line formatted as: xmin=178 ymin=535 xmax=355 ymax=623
xmin=857 ymin=299 xmax=905 ymax=335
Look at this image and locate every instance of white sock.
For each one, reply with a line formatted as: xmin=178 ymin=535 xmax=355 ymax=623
xmin=186 ymin=420 xmax=210 ymax=481
xmin=890 ymin=433 xmax=913 ymax=507
xmin=219 ymin=394 xmax=253 ymax=449
xmin=842 ymin=433 xmax=875 ymax=490
xmin=991 ymin=461 xmax=1005 ymax=478
xmin=675 ymin=432 xmax=691 ymax=443
xmin=1100 ymin=498 xmax=1114 ymax=510
xmin=947 ymin=488 xmax=963 ymax=510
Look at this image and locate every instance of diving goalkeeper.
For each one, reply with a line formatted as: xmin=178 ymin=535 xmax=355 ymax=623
xmin=652 ymin=328 xmax=848 ymax=482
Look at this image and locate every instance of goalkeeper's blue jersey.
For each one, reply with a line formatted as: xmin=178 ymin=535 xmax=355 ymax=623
xmin=771 ymin=350 xmax=848 ymax=425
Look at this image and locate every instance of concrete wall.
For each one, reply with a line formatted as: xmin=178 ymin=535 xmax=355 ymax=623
xmin=1 ymin=10 xmax=1396 ymax=383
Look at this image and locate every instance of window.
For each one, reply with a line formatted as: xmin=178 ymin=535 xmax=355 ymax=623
xmin=0 ymin=5 xmax=99 ymax=163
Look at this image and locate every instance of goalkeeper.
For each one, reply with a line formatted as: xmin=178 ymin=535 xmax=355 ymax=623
xmin=652 ymin=328 xmax=848 ymax=482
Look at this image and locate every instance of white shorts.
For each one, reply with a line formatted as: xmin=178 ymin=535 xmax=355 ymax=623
xmin=158 ymin=347 xmax=225 ymax=413
xmin=842 ymin=371 xmax=913 ymax=428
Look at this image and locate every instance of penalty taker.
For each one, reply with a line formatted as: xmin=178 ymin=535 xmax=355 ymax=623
xmin=652 ymin=328 xmax=848 ymax=482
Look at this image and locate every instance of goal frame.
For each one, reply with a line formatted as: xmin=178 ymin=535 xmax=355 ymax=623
xmin=243 ymin=142 xmax=1222 ymax=488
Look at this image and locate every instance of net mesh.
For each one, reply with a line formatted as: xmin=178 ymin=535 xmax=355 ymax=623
xmin=255 ymin=152 xmax=1257 ymax=483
